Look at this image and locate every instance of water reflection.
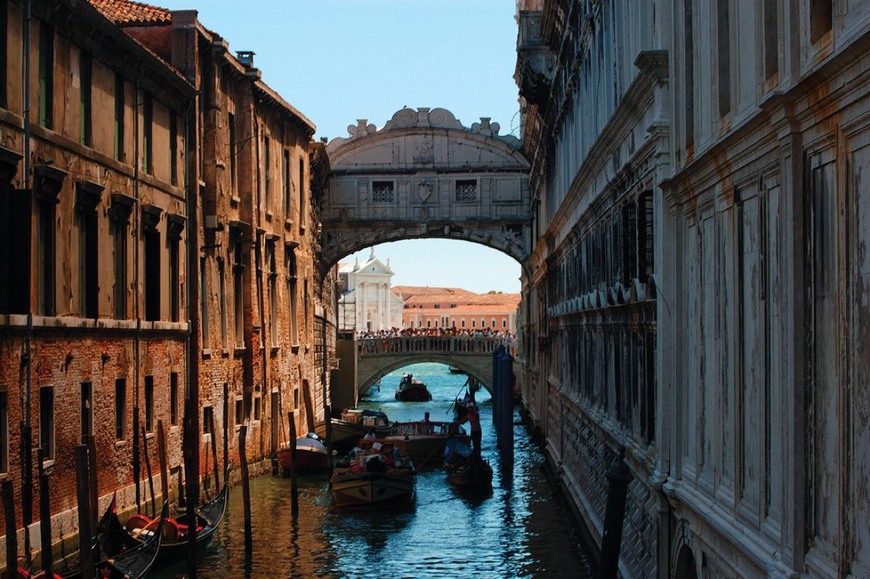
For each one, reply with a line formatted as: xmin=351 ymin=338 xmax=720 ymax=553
xmin=152 ymin=363 xmax=592 ymax=578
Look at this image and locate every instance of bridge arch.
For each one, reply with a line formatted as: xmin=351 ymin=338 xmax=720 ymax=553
xmin=359 ymin=355 xmax=493 ymax=398
xmin=319 ymin=107 xmax=531 ymax=280
xmin=355 ymin=336 xmax=517 ymax=397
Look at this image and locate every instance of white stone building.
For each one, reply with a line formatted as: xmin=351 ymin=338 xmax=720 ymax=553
xmin=517 ymin=1 xmax=870 ymax=577
xmin=337 ymin=251 xmax=404 ymax=332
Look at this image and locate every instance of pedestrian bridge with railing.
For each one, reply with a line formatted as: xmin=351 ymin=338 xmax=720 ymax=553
xmin=355 ymin=335 xmax=518 ymax=395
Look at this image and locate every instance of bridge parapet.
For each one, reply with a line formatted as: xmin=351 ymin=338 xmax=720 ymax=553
xmin=357 ymin=336 xmax=517 ymax=358
xmin=353 ymin=335 xmax=518 ymax=395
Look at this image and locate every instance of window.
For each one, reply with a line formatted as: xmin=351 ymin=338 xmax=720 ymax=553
xmin=491 ymin=319 xmax=496 ymax=328
xmin=200 ymin=257 xmax=210 ymax=349
xmin=502 ymin=319 xmax=507 ymax=328
xmin=39 ymin=386 xmax=54 ymax=461
xmin=264 ymin=136 xmax=272 ymax=210
xmin=144 ymin=376 xmax=154 ymax=433
xmin=298 ymin=159 xmax=306 ymax=232
xmin=480 ymin=318 xmax=485 ymax=328
xmin=115 ymin=379 xmax=126 ymax=440
xmin=218 ymin=258 xmax=228 ymax=349
xmin=456 ymin=180 xmax=477 ymax=202
xmin=462 ymin=319 xmax=466 ymax=328
xmin=233 ymin=230 xmax=245 ymax=347
xmin=169 ymin=373 xmax=178 ymax=426
xmin=234 ymin=398 xmax=243 ymax=425
xmin=763 ymin=0 xmax=778 ymax=80
xmin=38 ymin=23 xmax=53 ymax=129
xmin=472 ymin=319 xmax=476 ymax=328
xmin=0 ymin=390 xmax=8 ymax=473
xmin=142 ymin=92 xmax=153 ymax=174
xmin=372 ymin=181 xmax=394 ymax=203
xmin=80 ymin=51 xmax=92 ymax=146
xmin=637 ymin=191 xmax=654 ymax=282
xmin=144 ymin=226 xmax=160 ymax=321
xmin=287 ymin=249 xmax=298 ymax=345
xmin=167 ymin=215 xmax=183 ymax=323
xmin=37 ymin=195 xmax=56 ymax=316
xmin=203 ymin=406 xmax=213 ymax=435
xmin=76 ymin=183 xmax=101 ymax=318
xmin=267 ymin=241 xmax=278 ymax=345
xmin=683 ymin=0 xmax=694 ymax=149
xmin=169 ymin=114 xmax=178 ymax=185
xmin=228 ymin=113 xmax=237 ymax=194
xmin=810 ymin=0 xmax=832 ymax=44
xmin=283 ymin=149 xmax=291 ymax=218
xmin=80 ymin=382 xmax=93 ymax=443
xmin=114 ymin=73 xmax=124 ymax=161
xmin=111 ymin=200 xmax=130 ymax=319
xmin=254 ymin=395 xmax=261 ymax=422
xmin=717 ymin=0 xmax=731 ymax=117
xmin=0 ymin=185 xmax=32 ymax=314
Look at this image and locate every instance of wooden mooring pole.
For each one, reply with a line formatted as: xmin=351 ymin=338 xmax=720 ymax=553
xmin=142 ymin=426 xmax=156 ymax=517
xmin=287 ymin=413 xmax=299 ymax=515
xmin=74 ymin=445 xmax=94 ymax=576
xmin=239 ymin=425 xmax=253 ymax=554
xmin=598 ymin=447 xmax=634 ymax=579
xmin=2 ymin=479 xmax=17 ymax=579
xmin=37 ymin=449 xmax=52 ymax=578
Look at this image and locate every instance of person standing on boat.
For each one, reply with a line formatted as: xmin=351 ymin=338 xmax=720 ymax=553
xmin=465 ymin=405 xmax=482 ymax=460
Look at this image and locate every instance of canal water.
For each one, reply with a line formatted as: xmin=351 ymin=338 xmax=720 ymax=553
xmin=156 ymin=363 xmax=593 ymax=578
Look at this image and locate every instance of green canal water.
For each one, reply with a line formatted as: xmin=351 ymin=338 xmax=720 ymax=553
xmin=154 ymin=363 xmax=594 ymax=578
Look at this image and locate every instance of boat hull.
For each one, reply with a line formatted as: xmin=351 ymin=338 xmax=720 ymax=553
xmin=330 ymin=471 xmax=415 ymax=507
xmin=276 ymin=447 xmax=328 ymax=473
xmin=446 ymin=458 xmax=493 ymax=489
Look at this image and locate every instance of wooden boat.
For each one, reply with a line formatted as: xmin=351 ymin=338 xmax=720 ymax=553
xmin=374 ymin=421 xmax=470 ymax=468
xmin=316 ymin=408 xmax=391 ymax=451
xmin=274 ymin=432 xmax=329 ymax=473
xmin=394 ymin=373 xmax=432 ymax=402
xmin=444 ymin=439 xmax=493 ymax=489
xmin=106 ymin=477 xmax=228 ymax=568
xmin=330 ymin=441 xmax=416 ymax=507
xmin=47 ymin=500 xmax=168 ymax=579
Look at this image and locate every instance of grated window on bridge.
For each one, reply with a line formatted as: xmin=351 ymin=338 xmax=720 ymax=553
xmin=372 ymin=181 xmax=394 ymax=203
xmin=455 ymin=179 xmax=477 ymax=202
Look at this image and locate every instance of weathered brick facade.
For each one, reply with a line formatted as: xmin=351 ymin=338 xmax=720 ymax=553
xmin=0 ymin=0 xmax=334 ymax=570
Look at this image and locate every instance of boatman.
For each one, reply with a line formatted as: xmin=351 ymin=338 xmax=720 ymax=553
xmin=466 ymin=405 xmax=482 ymax=460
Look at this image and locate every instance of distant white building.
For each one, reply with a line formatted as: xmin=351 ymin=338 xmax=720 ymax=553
xmin=337 ymin=250 xmax=404 ymax=332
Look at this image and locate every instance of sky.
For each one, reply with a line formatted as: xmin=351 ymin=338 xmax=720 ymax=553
xmin=152 ymin=0 xmax=523 ymax=293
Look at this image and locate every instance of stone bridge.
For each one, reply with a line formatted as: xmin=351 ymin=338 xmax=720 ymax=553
xmin=355 ymin=335 xmax=518 ymax=396
xmin=319 ymin=107 xmax=532 ymax=280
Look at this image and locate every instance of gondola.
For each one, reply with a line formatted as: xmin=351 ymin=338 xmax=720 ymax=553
xmin=443 ymin=438 xmax=493 ymax=490
xmin=121 ymin=482 xmax=228 ymax=567
xmin=100 ymin=500 xmax=169 ymax=578
xmin=100 ymin=472 xmax=228 ymax=569
xmin=40 ymin=500 xmax=168 ymax=579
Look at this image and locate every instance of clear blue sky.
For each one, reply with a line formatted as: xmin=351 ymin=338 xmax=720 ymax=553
xmin=153 ymin=0 xmax=523 ymax=293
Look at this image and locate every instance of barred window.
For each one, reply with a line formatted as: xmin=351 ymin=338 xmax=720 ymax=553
xmin=372 ymin=181 xmax=394 ymax=203
xmin=455 ymin=180 xmax=477 ymax=202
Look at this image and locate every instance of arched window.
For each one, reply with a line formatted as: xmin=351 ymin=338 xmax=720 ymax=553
xmin=472 ymin=319 xmax=476 ymax=328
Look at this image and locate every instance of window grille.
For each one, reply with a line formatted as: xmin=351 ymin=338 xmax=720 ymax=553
xmin=455 ymin=180 xmax=477 ymax=202
xmin=372 ymin=181 xmax=394 ymax=203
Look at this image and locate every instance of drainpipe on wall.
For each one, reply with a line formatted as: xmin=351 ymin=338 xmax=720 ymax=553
xmin=21 ymin=0 xmax=33 ymax=569
xmin=132 ymin=76 xmax=141 ymax=512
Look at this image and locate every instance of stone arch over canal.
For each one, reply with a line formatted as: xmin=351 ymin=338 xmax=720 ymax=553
xmin=318 ymin=107 xmax=532 ymax=280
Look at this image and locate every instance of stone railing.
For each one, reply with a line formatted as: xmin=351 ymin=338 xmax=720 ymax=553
xmin=356 ymin=335 xmax=518 ymax=358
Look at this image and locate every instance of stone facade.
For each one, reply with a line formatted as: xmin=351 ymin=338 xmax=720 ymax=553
xmin=322 ymin=107 xmax=532 ymax=275
xmin=395 ymin=286 xmax=520 ymax=334
xmin=0 ymin=0 xmax=195 ymax=560
xmin=518 ymin=0 xmax=870 ymax=577
xmin=337 ymin=252 xmax=404 ymax=332
xmin=0 ymin=0 xmax=333 ymax=568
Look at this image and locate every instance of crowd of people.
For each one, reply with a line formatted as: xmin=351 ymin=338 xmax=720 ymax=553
xmin=355 ymin=327 xmax=517 ymax=355
xmin=356 ymin=327 xmax=516 ymax=340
